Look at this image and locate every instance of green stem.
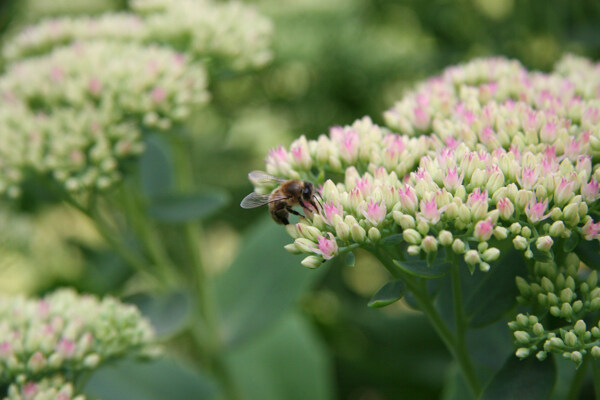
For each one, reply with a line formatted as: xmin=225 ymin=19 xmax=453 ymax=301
xmin=371 ymin=247 xmax=482 ymax=398
xmin=567 ymin=355 xmax=589 ymax=400
xmin=593 ymin=359 xmax=600 ymax=400
xmin=171 ymin=132 xmax=240 ymax=400
xmin=62 ymin=193 xmax=156 ymax=282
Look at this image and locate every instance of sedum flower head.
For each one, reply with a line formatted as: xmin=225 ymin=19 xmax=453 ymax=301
xmin=5 ymin=375 xmax=86 ymax=400
xmin=249 ymin=55 xmax=600 ymax=366
xmin=0 ymin=288 xmax=157 ymax=385
xmin=0 ymin=41 xmax=207 ymax=196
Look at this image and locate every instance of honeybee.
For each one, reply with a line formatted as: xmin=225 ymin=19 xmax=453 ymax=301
xmin=241 ymin=171 xmax=322 ymax=225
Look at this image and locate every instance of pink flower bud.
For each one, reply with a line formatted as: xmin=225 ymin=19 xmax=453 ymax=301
xmin=582 ymin=219 xmax=600 ymax=240
xmin=361 ymin=199 xmax=387 ymax=226
xmin=554 ymin=178 xmax=576 ymax=206
xmin=474 ymin=217 xmax=494 ymax=241
xmin=316 ymin=233 xmax=338 ymax=260
xmin=497 ymin=197 xmax=515 ymax=219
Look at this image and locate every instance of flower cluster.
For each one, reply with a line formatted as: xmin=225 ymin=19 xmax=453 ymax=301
xmin=4 ymin=0 xmax=273 ymax=70
xmin=249 ymin=56 xmax=600 ymax=366
xmin=5 ymin=375 xmax=85 ymax=400
xmin=383 ymin=55 xmax=600 ymax=158
xmin=0 ymin=289 xmax=157 ymax=386
xmin=510 ymin=255 xmax=600 ymax=365
xmin=0 ymin=41 xmax=207 ymax=196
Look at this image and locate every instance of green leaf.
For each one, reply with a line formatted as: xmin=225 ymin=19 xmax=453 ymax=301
xmin=126 ymin=291 xmax=190 ymax=338
xmin=393 ymin=257 xmax=451 ymax=279
xmin=84 ymin=357 xmax=217 ymax=400
xmin=149 ymin=190 xmax=229 ymax=223
xmin=213 ymin=217 xmax=325 ymax=349
xmin=465 ymin=251 xmax=527 ymax=328
xmin=344 ymin=251 xmax=355 ymax=267
xmin=480 ymin=355 xmax=556 ymax=400
xmin=139 ymin=135 xmax=174 ymax=199
xmin=368 ymin=280 xmax=406 ymax=308
xmin=575 ymin=240 xmax=600 ymax=269
xmin=382 ymin=234 xmax=403 ymax=245
xmin=530 ymin=246 xmax=553 ymax=262
xmin=227 ymin=313 xmax=334 ymax=400
xmin=562 ymin=232 xmax=579 ymax=253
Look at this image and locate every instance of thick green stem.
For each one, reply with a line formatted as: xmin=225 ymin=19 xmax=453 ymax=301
xmin=171 ymin=133 xmax=240 ymax=400
xmin=371 ymin=247 xmax=482 ymax=398
xmin=593 ymin=359 xmax=600 ymax=400
xmin=567 ymin=355 xmax=589 ymax=400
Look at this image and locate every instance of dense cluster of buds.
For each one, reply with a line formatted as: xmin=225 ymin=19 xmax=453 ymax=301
xmin=0 ymin=289 xmax=157 ymax=388
xmin=250 ymin=55 xmax=600 ymax=363
xmin=0 ymin=40 xmax=207 ymax=196
xmin=510 ymin=255 xmax=600 ymax=365
xmin=4 ymin=0 xmax=273 ymax=70
xmin=5 ymin=375 xmax=85 ymax=400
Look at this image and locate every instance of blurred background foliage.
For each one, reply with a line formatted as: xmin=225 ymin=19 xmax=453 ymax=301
xmin=0 ymin=0 xmax=598 ymax=399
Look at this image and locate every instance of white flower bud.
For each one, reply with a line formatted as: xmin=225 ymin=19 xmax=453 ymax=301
xmin=301 ymin=255 xmax=323 ymax=269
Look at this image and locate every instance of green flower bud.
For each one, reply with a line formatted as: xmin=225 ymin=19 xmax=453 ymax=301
xmin=541 ymin=277 xmax=554 ymax=293
xmin=464 ymin=250 xmax=480 ymax=266
xmin=513 ymin=235 xmax=528 ymax=250
xmin=83 ymin=353 xmax=101 ymax=369
xmin=479 ymin=262 xmax=490 ymax=272
xmin=396 ymin=212 xmax=416 ymax=229
xmin=514 ymin=331 xmax=530 ymax=344
xmin=482 ymin=248 xmax=500 ymax=262
xmin=533 ymin=322 xmax=544 ymax=336
xmin=510 ymin=222 xmax=522 ymax=235
xmin=301 ymin=255 xmax=323 ymax=269
xmin=403 ymin=229 xmax=422 ymax=245
xmin=561 ymin=303 xmax=573 ymax=318
xmin=335 ymin=221 xmax=351 ymax=241
xmin=515 ymin=276 xmax=530 ymax=296
xmin=493 ymin=226 xmax=508 ymax=240
xmin=416 ymin=220 xmax=429 ymax=236
xmin=294 ymin=238 xmax=317 ymax=253
xmin=284 ymin=243 xmax=302 ymax=254
xmin=592 ymin=346 xmax=600 ymax=358
xmin=592 ymin=327 xmax=600 ymax=338
xmin=565 ymin=276 xmax=576 ymax=290
xmin=588 ymin=271 xmax=598 ymax=288
xmin=421 ymin=235 xmax=438 ymax=253
xmin=535 ymin=236 xmax=553 ymax=251
xmin=563 ymin=203 xmax=580 ymax=226
xmin=407 ymin=245 xmax=421 ymax=256
xmin=368 ymin=227 xmax=381 ymax=241
xmin=550 ymin=207 xmax=563 ymax=220
xmin=515 ymin=347 xmax=530 ymax=358
xmin=550 ymin=306 xmax=561 ymax=316
xmin=570 ymin=351 xmax=583 ymax=365
xmin=297 ymin=223 xmax=322 ymax=241
xmin=560 ymin=288 xmax=574 ymax=303
xmin=536 ymin=351 xmax=547 ymax=361
xmin=438 ymin=230 xmax=453 ymax=246
xmin=572 ymin=300 xmax=583 ymax=313
xmin=451 ymin=238 xmax=466 ymax=254
xmin=574 ymin=320 xmax=587 ymax=336
xmin=285 ymin=224 xmax=300 ymax=239
xmin=549 ymin=221 xmax=565 ymax=237
xmin=350 ymin=223 xmax=366 ymax=243
xmin=565 ymin=331 xmax=577 ymax=347
xmin=521 ymin=226 xmax=532 ymax=238
xmin=516 ymin=314 xmax=529 ymax=326
xmin=548 ymin=337 xmax=565 ymax=349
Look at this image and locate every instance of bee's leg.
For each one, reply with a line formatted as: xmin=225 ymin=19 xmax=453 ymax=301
xmin=286 ymin=207 xmax=305 ymax=219
xmin=272 ymin=208 xmax=290 ymax=225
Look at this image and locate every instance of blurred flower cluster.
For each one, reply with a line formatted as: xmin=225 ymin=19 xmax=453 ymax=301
xmin=250 ymin=55 xmax=600 ymax=364
xmin=0 ymin=0 xmax=272 ymax=198
xmin=5 ymin=375 xmax=84 ymax=400
xmin=0 ymin=289 xmax=156 ymax=398
xmin=4 ymin=0 xmax=273 ymax=69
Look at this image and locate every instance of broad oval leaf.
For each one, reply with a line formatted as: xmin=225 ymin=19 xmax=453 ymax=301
xmin=393 ymin=258 xmax=451 ymax=279
xmin=531 ymin=247 xmax=553 ymax=262
xmin=465 ymin=250 xmax=527 ymax=328
xmin=149 ymin=191 xmax=229 ymax=223
xmin=227 ymin=314 xmax=334 ymax=400
xmin=213 ymin=217 xmax=325 ymax=349
xmin=575 ymin=240 xmax=600 ymax=270
xmin=139 ymin=135 xmax=174 ymax=199
xmin=480 ymin=355 xmax=556 ymax=400
xmin=126 ymin=291 xmax=190 ymax=338
xmin=368 ymin=280 xmax=406 ymax=308
xmin=84 ymin=357 xmax=217 ymax=400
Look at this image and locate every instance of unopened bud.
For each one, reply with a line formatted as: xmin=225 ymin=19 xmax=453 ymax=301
xmin=403 ymin=229 xmax=422 ymax=244
xmin=533 ymin=322 xmax=544 ymax=336
xmin=515 ymin=347 xmax=530 ymax=358
xmin=482 ymin=248 xmax=500 ymax=262
xmin=592 ymin=346 xmax=600 ymax=358
xmin=335 ymin=221 xmax=350 ymax=241
xmin=549 ymin=221 xmax=565 ymax=237
xmin=574 ymin=320 xmax=587 ymax=336
xmin=421 ymin=236 xmax=438 ymax=253
xmin=464 ymin=250 xmax=480 ymax=265
xmin=295 ymin=238 xmax=317 ymax=253
xmin=565 ymin=332 xmax=578 ymax=347
xmin=452 ymin=239 xmax=465 ymax=254
xmin=571 ymin=351 xmax=582 ymax=364
xmin=536 ymin=236 xmax=553 ymax=251
xmin=513 ymin=235 xmax=528 ymax=250
xmin=514 ymin=331 xmax=530 ymax=344
xmin=350 ymin=223 xmax=366 ymax=243
xmin=563 ymin=203 xmax=580 ymax=226
xmin=515 ymin=276 xmax=530 ymax=295
xmin=368 ymin=227 xmax=381 ymax=241
xmin=301 ymin=255 xmax=323 ymax=269
xmin=438 ymin=230 xmax=453 ymax=246
xmin=284 ymin=243 xmax=302 ymax=254
xmin=493 ymin=226 xmax=508 ymax=240
xmin=407 ymin=245 xmax=420 ymax=256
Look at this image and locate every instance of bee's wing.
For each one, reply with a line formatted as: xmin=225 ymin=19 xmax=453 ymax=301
xmin=240 ymin=192 xmax=271 ymax=209
xmin=248 ymin=170 xmax=286 ymax=185
xmin=240 ymin=192 xmax=291 ymax=209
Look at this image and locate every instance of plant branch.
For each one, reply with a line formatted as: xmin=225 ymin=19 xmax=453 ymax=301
xmin=370 ymin=247 xmax=482 ymax=398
